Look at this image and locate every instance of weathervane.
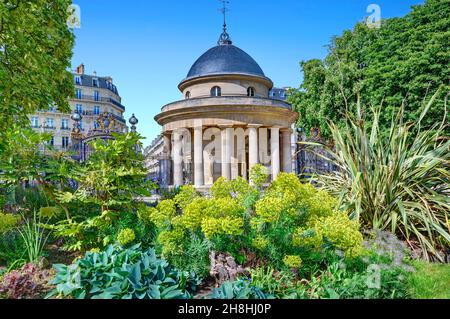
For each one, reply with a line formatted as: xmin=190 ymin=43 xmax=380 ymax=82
xmin=218 ymin=0 xmax=232 ymax=45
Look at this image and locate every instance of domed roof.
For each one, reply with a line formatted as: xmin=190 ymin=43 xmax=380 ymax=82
xmin=185 ymin=43 xmax=266 ymax=80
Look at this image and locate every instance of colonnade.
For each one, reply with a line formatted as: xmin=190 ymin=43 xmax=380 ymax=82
xmin=164 ymin=125 xmax=293 ymax=187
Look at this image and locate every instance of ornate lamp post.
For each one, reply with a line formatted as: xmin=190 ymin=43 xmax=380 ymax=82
xmin=129 ymin=114 xmax=139 ymax=133
xmin=71 ymin=111 xmax=83 ymax=161
xmin=128 ymin=114 xmax=141 ymax=154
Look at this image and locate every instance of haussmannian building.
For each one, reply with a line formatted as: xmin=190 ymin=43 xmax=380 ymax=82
xmin=29 ymin=64 xmax=128 ymax=150
xmin=153 ymin=24 xmax=298 ymax=189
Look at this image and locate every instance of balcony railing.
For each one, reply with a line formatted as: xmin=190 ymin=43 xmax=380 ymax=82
xmin=74 ymin=95 xmax=125 ymax=111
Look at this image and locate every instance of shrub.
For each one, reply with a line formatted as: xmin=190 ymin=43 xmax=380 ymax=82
xmin=250 ymin=173 xmax=363 ymax=267
xmin=0 ymin=263 xmax=54 ymax=299
xmin=249 ymin=164 xmax=269 ymax=189
xmin=149 ymin=173 xmax=364 ymax=272
xmin=169 ymin=235 xmax=211 ymax=278
xmin=210 ymin=177 xmax=232 ymax=199
xmin=0 ymin=230 xmax=26 ymax=267
xmin=117 ymin=228 xmax=136 ymax=246
xmin=48 ymin=244 xmax=200 ymax=299
xmin=38 ymin=206 xmax=61 ymax=219
xmin=150 ymin=200 xmax=177 ymax=228
xmin=0 ymin=212 xmax=19 ymax=234
xmin=47 ymin=132 xmax=156 ymax=252
xmin=283 ymin=255 xmax=303 ymax=269
xmin=310 ymin=94 xmax=450 ymax=261
xmin=293 ymin=211 xmax=364 ymax=258
xmin=173 ymin=185 xmax=199 ymax=210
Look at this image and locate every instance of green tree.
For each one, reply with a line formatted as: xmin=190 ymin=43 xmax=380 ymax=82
xmin=0 ymin=0 xmax=75 ymax=151
xmin=289 ymin=0 xmax=450 ymax=139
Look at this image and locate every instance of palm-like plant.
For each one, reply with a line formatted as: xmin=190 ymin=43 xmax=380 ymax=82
xmin=305 ymin=91 xmax=450 ymax=261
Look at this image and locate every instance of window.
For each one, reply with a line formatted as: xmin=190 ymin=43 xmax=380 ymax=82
xmin=46 ymin=118 xmax=54 ymax=128
xmin=62 ymin=136 xmax=69 ymax=149
xmin=76 ymin=104 xmax=83 ymax=114
xmin=94 ymin=90 xmax=100 ymax=101
xmin=94 ymin=121 xmax=99 ymax=130
xmin=49 ymin=136 xmax=54 ymax=146
xmin=75 ymin=89 xmax=82 ymax=99
xmin=61 ymin=119 xmax=69 ymax=129
xmin=92 ymin=78 xmax=99 ymax=87
xmin=247 ymin=87 xmax=255 ymax=97
xmin=31 ymin=117 xmax=39 ymax=128
xmin=211 ymin=86 xmax=221 ymax=97
xmin=75 ymin=76 xmax=81 ymax=85
xmin=94 ymin=106 xmax=100 ymax=115
xmin=185 ymin=91 xmax=191 ymax=99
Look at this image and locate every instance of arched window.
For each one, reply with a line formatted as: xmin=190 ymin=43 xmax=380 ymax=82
xmin=211 ymin=86 xmax=222 ymax=97
xmin=247 ymin=87 xmax=255 ymax=97
xmin=185 ymin=91 xmax=191 ymax=99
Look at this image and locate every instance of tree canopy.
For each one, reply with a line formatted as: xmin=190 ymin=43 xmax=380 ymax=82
xmin=288 ymin=0 xmax=450 ymax=139
xmin=0 ymin=0 xmax=75 ymax=150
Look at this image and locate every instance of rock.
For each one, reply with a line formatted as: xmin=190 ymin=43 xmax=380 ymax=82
xmin=209 ymin=251 xmax=248 ymax=286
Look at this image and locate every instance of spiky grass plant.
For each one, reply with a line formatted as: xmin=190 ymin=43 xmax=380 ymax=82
xmin=305 ymin=91 xmax=450 ymax=261
xmin=18 ymin=210 xmax=50 ymax=264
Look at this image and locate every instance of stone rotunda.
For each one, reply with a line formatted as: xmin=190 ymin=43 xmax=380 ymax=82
xmin=155 ymin=23 xmax=298 ymax=189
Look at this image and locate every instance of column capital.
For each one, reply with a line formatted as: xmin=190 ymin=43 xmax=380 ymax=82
xmin=247 ymin=124 xmax=263 ymax=129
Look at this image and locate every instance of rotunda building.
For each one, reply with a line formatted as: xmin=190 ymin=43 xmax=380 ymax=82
xmin=155 ymin=27 xmax=298 ymax=188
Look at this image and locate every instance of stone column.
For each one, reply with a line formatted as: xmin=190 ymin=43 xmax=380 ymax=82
xmin=194 ymin=125 xmax=204 ymax=187
xmin=220 ymin=125 xmax=233 ymax=180
xmin=248 ymin=124 xmax=260 ymax=170
xmin=281 ymin=128 xmax=292 ymax=173
xmin=271 ymin=127 xmax=280 ymax=180
xmin=172 ymin=130 xmax=183 ymax=187
xmin=159 ymin=133 xmax=172 ymax=188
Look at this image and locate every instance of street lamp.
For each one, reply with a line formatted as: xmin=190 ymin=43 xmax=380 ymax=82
xmin=71 ymin=111 xmax=83 ymax=160
xmin=129 ymin=114 xmax=139 ymax=132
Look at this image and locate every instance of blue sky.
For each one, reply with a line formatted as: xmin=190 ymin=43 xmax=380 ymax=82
xmin=72 ymin=0 xmax=424 ymax=146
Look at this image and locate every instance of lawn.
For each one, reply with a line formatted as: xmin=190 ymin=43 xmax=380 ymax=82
xmin=409 ymin=261 xmax=450 ymax=299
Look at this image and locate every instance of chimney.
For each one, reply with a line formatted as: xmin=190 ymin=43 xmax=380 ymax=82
xmin=76 ymin=63 xmax=85 ymax=75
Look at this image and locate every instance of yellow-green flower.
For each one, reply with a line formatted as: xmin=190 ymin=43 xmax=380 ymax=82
xmin=117 ymin=228 xmax=136 ymax=246
xmin=174 ymin=185 xmax=199 ymax=210
xmin=255 ymin=197 xmax=283 ymax=223
xmin=283 ymin=255 xmax=302 ymax=268
xmin=252 ymin=236 xmax=269 ymax=250
xmin=149 ymin=200 xmax=176 ymax=228
xmin=180 ymin=197 xmax=210 ymax=230
xmin=0 ymin=212 xmax=19 ymax=234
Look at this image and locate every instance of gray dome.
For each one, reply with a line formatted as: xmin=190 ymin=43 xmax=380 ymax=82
xmin=186 ymin=44 xmax=266 ymax=80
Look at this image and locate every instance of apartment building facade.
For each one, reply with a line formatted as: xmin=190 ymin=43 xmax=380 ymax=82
xmin=29 ymin=64 xmax=128 ymax=150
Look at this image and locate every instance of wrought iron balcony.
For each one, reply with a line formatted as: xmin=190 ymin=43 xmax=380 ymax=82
xmin=73 ymin=95 xmax=126 ymax=111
